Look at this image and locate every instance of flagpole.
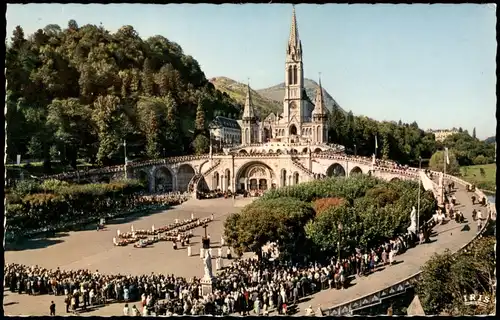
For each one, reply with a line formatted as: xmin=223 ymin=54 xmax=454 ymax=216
xmin=417 ymin=157 xmax=422 ymax=232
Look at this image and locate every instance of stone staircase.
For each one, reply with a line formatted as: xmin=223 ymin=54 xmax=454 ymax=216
xmin=201 ymin=159 xmax=222 ymax=178
xmin=291 ymin=157 xmax=317 ymax=179
xmin=187 ymin=160 xmax=222 ymax=194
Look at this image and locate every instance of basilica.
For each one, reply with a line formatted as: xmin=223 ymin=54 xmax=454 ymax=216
xmin=210 ymin=7 xmax=337 ymax=154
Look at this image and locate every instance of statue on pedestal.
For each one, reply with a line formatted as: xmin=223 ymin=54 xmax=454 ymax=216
xmin=203 ymin=251 xmax=213 ymax=280
xmin=407 ymin=206 xmax=417 ymax=235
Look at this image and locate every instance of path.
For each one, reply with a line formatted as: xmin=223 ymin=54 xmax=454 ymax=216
xmin=3 ymin=185 xmax=482 ymax=316
xmin=293 ymin=181 xmax=481 ymax=315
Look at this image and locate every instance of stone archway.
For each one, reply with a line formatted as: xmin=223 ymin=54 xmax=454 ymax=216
xmin=280 ymin=169 xmax=287 ymax=187
xmin=137 ymin=170 xmax=149 ymax=186
xmin=224 ymin=168 xmax=231 ymax=192
xmin=263 ymin=128 xmax=270 ymax=142
xmin=326 ymin=163 xmax=346 ymax=177
xmin=290 ymin=149 xmax=298 ymax=154
xmin=289 ymin=124 xmax=297 ymax=136
xmin=302 ymin=147 xmax=309 ymax=154
xmin=177 ymin=164 xmax=195 ymax=192
xmin=154 ymin=167 xmax=174 ymax=193
xmin=213 ymin=171 xmax=220 ymax=190
xmin=293 ymin=172 xmax=300 ymax=185
xmin=350 ymin=166 xmax=363 ymax=176
xmin=236 ymin=161 xmax=275 ymax=192
xmin=239 ymin=150 xmax=248 ymax=154
xmin=314 ymin=148 xmax=322 ymax=153
xmin=390 ymin=177 xmax=401 ymax=182
xmin=276 ymin=149 xmax=282 ymax=154
xmin=97 ymin=176 xmax=110 ymax=183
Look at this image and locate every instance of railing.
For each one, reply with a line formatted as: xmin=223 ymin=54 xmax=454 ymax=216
xmin=187 ymin=174 xmax=203 ymax=193
xmin=326 ymin=171 xmax=494 ymax=316
xmin=40 ymin=155 xmax=211 ymax=181
xmin=201 ymin=160 xmax=222 ymax=177
xmin=291 ymin=157 xmax=315 ymax=178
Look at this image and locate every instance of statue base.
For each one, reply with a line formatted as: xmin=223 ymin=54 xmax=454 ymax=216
xmin=200 ymin=276 xmax=214 ymax=296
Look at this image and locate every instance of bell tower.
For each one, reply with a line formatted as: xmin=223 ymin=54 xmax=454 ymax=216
xmin=283 ymin=6 xmax=306 ymax=123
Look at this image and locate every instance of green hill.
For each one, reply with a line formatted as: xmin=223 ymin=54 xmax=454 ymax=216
xmin=209 ymin=77 xmax=282 ymax=118
xmin=257 ymin=78 xmax=345 ymax=114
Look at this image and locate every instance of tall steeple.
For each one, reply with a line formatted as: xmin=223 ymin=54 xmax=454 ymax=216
xmin=242 ymin=80 xmax=256 ymax=121
xmin=312 ymin=73 xmax=327 ymax=120
xmin=283 ymin=6 xmax=305 ymax=123
xmin=287 ymin=5 xmax=302 ymax=60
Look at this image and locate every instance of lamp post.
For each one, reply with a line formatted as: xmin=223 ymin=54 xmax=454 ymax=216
xmin=417 ymin=157 xmax=422 ymax=232
xmin=354 ymin=144 xmax=357 ymax=156
xmin=123 ymin=140 xmax=128 ymax=179
xmin=337 ymin=222 xmax=343 ymax=262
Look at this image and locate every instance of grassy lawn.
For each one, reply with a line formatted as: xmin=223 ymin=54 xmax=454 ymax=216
xmin=460 ymin=163 xmax=496 ymax=192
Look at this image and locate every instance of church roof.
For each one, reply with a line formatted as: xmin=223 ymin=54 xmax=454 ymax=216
xmin=312 ymin=76 xmax=327 ymax=117
xmin=242 ymin=82 xmax=257 ymax=121
xmin=287 ymin=6 xmax=302 ymax=58
xmin=210 ymin=116 xmax=241 ymax=130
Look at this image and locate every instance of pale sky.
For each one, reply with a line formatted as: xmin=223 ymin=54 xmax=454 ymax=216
xmin=6 ymin=4 xmax=497 ymax=139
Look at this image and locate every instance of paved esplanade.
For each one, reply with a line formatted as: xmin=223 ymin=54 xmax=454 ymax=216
xmin=4 ymin=183 xmax=479 ymax=316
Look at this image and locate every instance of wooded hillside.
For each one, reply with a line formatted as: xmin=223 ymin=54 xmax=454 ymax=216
xmin=6 ymin=22 xmax=239 ymax=172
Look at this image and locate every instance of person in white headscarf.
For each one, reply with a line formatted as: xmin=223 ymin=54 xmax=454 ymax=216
xmin=305 ymin=305 xmax=315 ymax=316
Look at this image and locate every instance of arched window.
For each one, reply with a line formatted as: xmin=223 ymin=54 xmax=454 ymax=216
xmin=281 ymin=169 xmax=287 ymax=187
xmin=288 ymin=66 xmax=292 ymax=85
xmin=293 ymin=66 xmax=298 ymax=85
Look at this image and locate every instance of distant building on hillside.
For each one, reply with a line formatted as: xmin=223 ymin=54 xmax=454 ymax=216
xmin=208 ymin=116 xmax=241 ymax=148
xmin=427 ymin=128 xmax=459 ymax=142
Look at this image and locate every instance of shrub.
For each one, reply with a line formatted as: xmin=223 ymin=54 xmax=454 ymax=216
xmin=40 ymin=179 xmax=70 ymax=192
xmin=224 ymin=197 xmax=314 ymax=262
xmin=13 ymin=179 xmax=41 ymax=196
xmin=312 ymin=197 xmax=345 ymax=215
xmin=472 ymin=155 xmax=488 ymax=165
xmin=238 ymin=174 xmax=438 ymax=261
xmin=5 ymin=179 xmax=147 ymax=236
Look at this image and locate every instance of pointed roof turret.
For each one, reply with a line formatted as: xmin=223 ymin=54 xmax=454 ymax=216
xmin=242 ymin=79 xmax=256 ymax=121
xmin=287 ymin=5 xmax=302 ymax=58
xmin=312 ymin=73 xmax=327 ymax=119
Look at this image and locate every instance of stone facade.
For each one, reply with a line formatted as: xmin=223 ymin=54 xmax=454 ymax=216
xmin=126 ymin=152 xmax=418 ymax=193
xmin=238 ymin=6 xmax=328 ymax=146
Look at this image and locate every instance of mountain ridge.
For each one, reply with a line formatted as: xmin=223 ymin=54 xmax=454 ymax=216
xmin=210 ymin=76 xmax=345 ymax=119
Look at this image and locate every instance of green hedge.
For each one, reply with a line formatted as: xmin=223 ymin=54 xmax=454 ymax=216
xmin=6 ymin=179 xmax=146 ymax=235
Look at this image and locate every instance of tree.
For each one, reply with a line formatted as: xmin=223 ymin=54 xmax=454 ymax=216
xmin=192 ymin=134 xmax=209 ymax=155
xmin=224 ymin=197 xmax=315 ymax=261
xmin=429 ymin=150 xmax=460 ymax=175
xmin=195 ymin=98 xmax=206 ymax=134
xmin=472 ymin=127 xmax=476 ymax=139
xmin=262 ymin=175 xmax=436 ymax=260
xmin=5 ymin=21 xmax=238 ymax=170
xmin=46 ymin=98 xmax=93 ymax=168
xmin=91 ymin=95 xmax=125 ymax=165
xmin=416 ymin=236 xmax=495 ymax=315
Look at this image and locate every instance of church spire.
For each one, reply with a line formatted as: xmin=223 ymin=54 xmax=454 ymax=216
xmin=287 ymin=5 xmax=302 ymax=59
xmin=242 ymin=79 xmax=256 ymax=121
xmin=312 ymin=73 xmax=327 ymax=119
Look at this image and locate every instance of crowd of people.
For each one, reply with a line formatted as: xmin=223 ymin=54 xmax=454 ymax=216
xmin=5 ymin=224 xmax=422 ymax=317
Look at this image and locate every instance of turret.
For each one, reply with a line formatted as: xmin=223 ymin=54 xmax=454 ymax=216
xmin=312 ymin=74 xmax=327 ymax=121
xmin=242 ymin=81 xmax=256 ymax=123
